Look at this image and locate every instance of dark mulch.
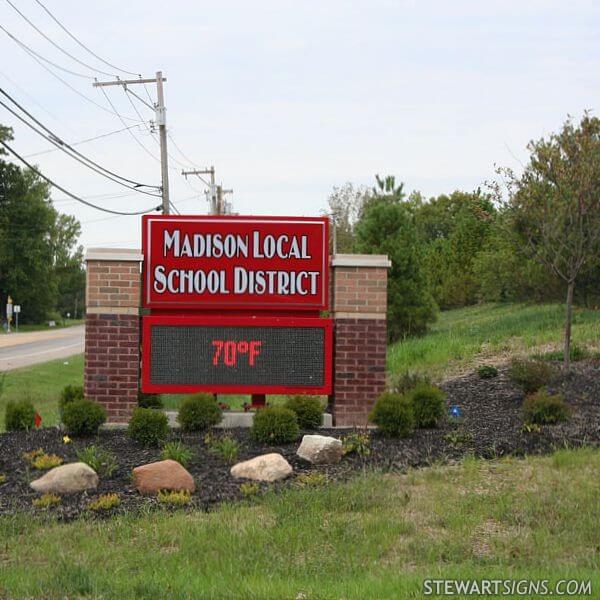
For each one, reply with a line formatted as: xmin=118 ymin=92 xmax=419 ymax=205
xmin=0 ymin=361 xmax=598 ymax=521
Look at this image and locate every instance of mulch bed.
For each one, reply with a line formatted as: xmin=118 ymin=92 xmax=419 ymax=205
xmin=0 ymin=360 xmax=598 ymax=521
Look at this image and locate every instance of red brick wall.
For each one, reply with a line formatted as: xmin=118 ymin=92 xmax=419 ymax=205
xmin=84 ymin=313 xmax=139 ymax=423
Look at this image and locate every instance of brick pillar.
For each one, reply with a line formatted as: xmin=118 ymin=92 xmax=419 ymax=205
xmin=330 ymin=254 xmax=391 ymax=426
xmin=84 ymin=248 xmax=142 ymax=424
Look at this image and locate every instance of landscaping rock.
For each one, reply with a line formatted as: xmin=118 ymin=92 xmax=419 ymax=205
xmin=297 ymin=434 xmax=343 ymax=464
xmin=230 ymin=453 xmax=292 ymax=482
xmin=132 ymin=459 xmax=195 ymax=495
xmin=30 ymin=462 xmax=98 ymax=495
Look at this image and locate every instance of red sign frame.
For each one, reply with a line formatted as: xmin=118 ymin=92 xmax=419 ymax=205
xmin=142 ymin=215 xmax=329 ymax=312
xmin=141 ymin=314 xmax=333 ymax=395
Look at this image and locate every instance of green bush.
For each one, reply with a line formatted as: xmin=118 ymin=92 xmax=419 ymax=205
xmin=523 ymin=390 xmax=570 ymax=425
xmin=59 ymin=384 xmax=84 ymax=418
xmin=62 ymin=400 xmax=106 ymax=436
xmin=477 ymin=365 xmax=499 ymax=379
xmin=138 ymin=392 xmax=164 ymax=409
xmin=284 ymin=396 xmax=323 ymax=429
xmin=369 ymin=392 xmax=414 ymax=437
xmin=409 ymin=383 xmax=445 ymax=428
xmin=5 ymin=399 xmax=36 ymax=431
xmin=128 ymin=408 xmax=169 ymax=447
xmin=161 ymin=441 xmax=193 ymax=467
xmin=391 ymin=371 xmax=431 ymax=394
xmin=177 ymin=393 xmax=222 ymax=433
xmin=252 ymin=406 xmax=299 ymax=444
xmin=509 ymin=359 xmax=554 ymax=393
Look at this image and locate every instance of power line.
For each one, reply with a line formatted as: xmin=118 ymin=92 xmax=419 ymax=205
xmin=0 ymin=87 xmax=161 ymax=194
xmin=33 ymin=0 xmax=141 ymax=77
xmin=0 ymin=139 xmax=161 ymax=215
xmin=5 ymin=0 xmax=115 ymax=77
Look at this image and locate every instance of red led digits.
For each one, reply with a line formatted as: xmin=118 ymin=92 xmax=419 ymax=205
xmin=212 ymin=339 xmax=262 ymax=367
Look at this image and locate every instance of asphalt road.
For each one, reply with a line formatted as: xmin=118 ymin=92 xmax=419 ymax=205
xmin=0 ymin=325 xmax=85 ymax=371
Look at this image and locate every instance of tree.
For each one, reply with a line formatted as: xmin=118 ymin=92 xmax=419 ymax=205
xmin=498 ymin=114 xmax=600 ymax=368
xmin=355 ymin=176 xmax=437 ymax=340
xmin=323 ymin=182 xmax=369 ymax=253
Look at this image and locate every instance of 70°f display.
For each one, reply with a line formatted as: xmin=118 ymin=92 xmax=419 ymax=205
xmin=141 ymin=316 xmax=333 ymax=394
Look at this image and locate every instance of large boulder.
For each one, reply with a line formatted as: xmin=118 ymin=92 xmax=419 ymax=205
xmin=296 ymin=435 xmax=343 ymax=464
xmin=230 ymin=453 xmax=292 ymax=482
xmin=132 ymin=459 xmax=195 ymax=495
xmin=30 ymin=462 xmax=98 ymax=494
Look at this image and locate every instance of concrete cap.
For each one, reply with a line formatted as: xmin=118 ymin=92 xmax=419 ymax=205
xmin=86 ymin=248 xmax=143 ymax=262
xmin=331 ymin=254 xmax=391 ymax=268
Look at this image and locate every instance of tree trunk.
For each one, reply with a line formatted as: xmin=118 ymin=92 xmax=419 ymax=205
xmin=564 ymin=280 xmax=576 ymax=370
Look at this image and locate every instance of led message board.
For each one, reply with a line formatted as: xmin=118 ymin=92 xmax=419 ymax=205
xmin=141 ymin=315 xmax=333 ymax=395
xmin=142 ymin=215 xmax=329 ymax=311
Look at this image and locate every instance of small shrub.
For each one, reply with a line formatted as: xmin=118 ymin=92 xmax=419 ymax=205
xmin=369 ymin=392 xmax=414 ymax=438
xmin=240 ymin=482 xmax=260 ymax=498
xmin=76 ymin=445 xmax=117 ymax=476
xmin=138 ymin=392 xmax=164 ymax=409
xmin=252 ymin=406 xmax=299 ymax=444
xmin=59 ymin=384 xmax=84 ymax=417
xmin=391 ymin=371 xmax=431 ymax=394
xmin=23 ymin=448 xmax=45 ymax=465
xmin=157 ymin=489 xmax=191 ymax=506
xmin=341 ymin=431 xmax=371 ymax=456
xmin=294 ymin=472 xmax=327 ymax=487
xmin=62 ymin=399 xmax=106 ymax=436
xmin=284 ymin=396 xmax=323 ymax=429
xmin=509 ymin=359 xmax=554 ymax=393
xmin=523 ymin=390 xmax=570 ymax=425
xmin=31 ymin=453 xmax=63 ymax=470
xmin=128 ymin=408 xmax=169 ymax=447
xmin=0 ymin=474 xmax=6 ymax=484
xmin=409 ymin=383 xmax=445 ymax=428
xmin=88 ymin=493 xmax=120 ymax=512
xmin=161 ymin=441 xmax=193 ymax=467
xmin=5 ymin=399 xmax=35 ymax=431
xmin=477 ymin=365 xmax=499 ymax=379
xmin=520 ymin=422 xmax=541 ymax=434
xmin=204 ymin=433 xmax=239 ymax=463
xmin=443 ymin=430 xmax=474 ymax=448
xmin=177 ymin=393 xmax=222 ymax=432
xmin=32 ymin=493 xmax=61 ymax=509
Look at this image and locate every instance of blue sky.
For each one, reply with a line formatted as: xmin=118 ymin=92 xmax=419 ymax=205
xmin=1 ymin=0 xmax=598 ymax=249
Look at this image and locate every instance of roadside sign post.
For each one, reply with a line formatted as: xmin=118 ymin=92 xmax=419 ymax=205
xmin=13 ymin=305 xmax=20 ymax=332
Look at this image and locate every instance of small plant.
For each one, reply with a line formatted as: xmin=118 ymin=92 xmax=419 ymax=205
xmin=341 ymin=431 xmax=371 ymax=456
xmin=204 ymin=433 xmax=239 ymax=463
xmin=128 ymin=408 xmax=170 ymax=447
xmin=520 ymin=422 xmax=541 ymax=434
xmin=391 ymin=371 xmax=431 ymax=394
xmin=369 ymin=392 xmax=414 ymax=438
xmin=523 ymin=390 xmax=570 ymax=425
xmin=88 ymin=493 xmax=120 ymax=512
xmin=23 ymin=448 xmax=45 ymax=464
xmin=5 ymin=399 xmax=36 ymax=431
xmin=0 ymin=474 xmax=6 ymax=484
xmin=294 ymin=472 xmax=328 ymax=487
xmin=138 ymin=392 xmax=164 ymax=409
xmin=31 ymin=453 xmax=63 ymax=470
xmin=59 ymin=384 xmax=84 ymax=418
xmin=284 ymin=396 xmax=324 ymax=429
xmin=240 ymin=482 xmax=260 ymax=498
xmin=443 ymin=430 xmax=474 ymax=448
xmin=32 ymin=493 xmax=61 ymax=509
xmin=76 ymin=445 xmax=118 ymax=476
xmin=448 ymin=405 xmax=463 ymax=425
xmin=177 ymin=393 xmax=222 ymax=432
xmin=408 ymin=383 xmax=445 ymax=428
xmin=161 ymin=441 xmax=193 ymax=467
xmin=252 ymin=406 xmax=300 ymax=444
xmin=477 ymin=365 xmax=499 ymax=379
xmin=62 ymin=399 xmax=106 ymax=436
xmin=157 ymin=489 xmax=191 ymax=506
xmin=509 ymin=359 xmax=554 ymax=393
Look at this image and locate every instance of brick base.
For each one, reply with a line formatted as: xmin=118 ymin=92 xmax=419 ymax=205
xmin=84 ymin=313 xmax=140 ymax=423
xmin=331 ymin=318 xmax=387 ymax=426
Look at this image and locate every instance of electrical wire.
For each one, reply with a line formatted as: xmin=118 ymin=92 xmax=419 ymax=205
xmin=0 ymin=139 xmax=161 ymax=215
xmin=33 ymin=0 xmax=141 ymax=77
xmin=0 ymin=87 xmax=161 ymax=194
xmin=5 ymin=0 xmax=116 ymax=77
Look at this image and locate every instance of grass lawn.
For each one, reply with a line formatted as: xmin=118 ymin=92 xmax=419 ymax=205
xmin=0 ymin=447 xmax=598 ymax=599
xmin=388 ymin=302 xmax=600 ymax=379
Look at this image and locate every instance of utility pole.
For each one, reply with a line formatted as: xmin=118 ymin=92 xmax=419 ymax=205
xmin=216 ymin=185 xmax=234 ymax=215
xmin=93 ymin=72 xmax=170 ymax=214
xmin=182 ymin=167 xmax=216 ymax=213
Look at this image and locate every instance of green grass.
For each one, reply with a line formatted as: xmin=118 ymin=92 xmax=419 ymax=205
xmin=0 ymin=448 xmax=598 ymax=599
xmin=388 ymin=302 xmax=600 ymax=379
xmin=0 ymin=318 xmax=84 ymax=334
xmin=0 ymin=355 xmax=83 ymax=431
